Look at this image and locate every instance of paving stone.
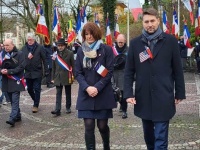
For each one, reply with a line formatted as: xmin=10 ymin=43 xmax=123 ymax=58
xmin=0 ymin=72 xmax=200 ymax=149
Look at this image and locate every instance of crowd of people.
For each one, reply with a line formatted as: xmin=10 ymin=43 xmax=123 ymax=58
xmin=0 ymin=7 xmax=190 ymax=150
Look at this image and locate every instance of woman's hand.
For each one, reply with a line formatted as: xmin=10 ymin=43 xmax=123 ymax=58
xmin=86 ymin=86 xmax=98 ymax=97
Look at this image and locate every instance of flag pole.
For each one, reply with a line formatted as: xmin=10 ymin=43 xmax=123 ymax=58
xmin=127 ymin=0 xmax=130 ymax=46
xmin=178 ymin=0 xmax=180 ymax=37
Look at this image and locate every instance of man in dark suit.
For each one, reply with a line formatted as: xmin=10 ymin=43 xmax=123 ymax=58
xmin=123 ymin=8 xmax=186 ymax=150
xmin=1 ymin=39 xmax=25 ymax=126
xmin=51 ymin=38 xmax=74 ymax=116
xmin=21 ymin=32 xmax=49 ymax=113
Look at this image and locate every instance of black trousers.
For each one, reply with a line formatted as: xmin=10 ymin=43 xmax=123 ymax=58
xmin=46 ymin=68 xmax=52 ymax=85
xmin=119 ymin=90 xmax=127 ymax=112
xmin=55 ymin=85 xmax=71 ymax=111
xmin=26 ymin=77 xmax=42 ymax=107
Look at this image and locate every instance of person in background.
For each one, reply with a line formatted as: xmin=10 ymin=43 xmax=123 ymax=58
xmin=194 ymin=39 xmax=200 ymax=74
xmin=113 ymin=34 xmax=128 ymax=119
xmin=178 ymin=36 xmax=188 ymax=71
xmin=21 ymin=32 xmax=49 ymax=113
xmin=43 ymin=44 xmax=54 ymax=88
xmin=1 ymin=39 xmax=25 ymax=126
xmin=123 ymin=8 xmax=185 ymax=150
xmin=75 ymin=22 xmax=117 ymax=150
xmin=51 ymin=38 xmax=74 ymax=116
xmin=0 ymin=43 xmax=10 ymax=107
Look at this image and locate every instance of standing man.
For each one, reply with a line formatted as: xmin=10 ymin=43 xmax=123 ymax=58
xmin=123 ymin=8 xmax=185 ymax=150
xmin=43 ymin=44 xmax=54 ymax=88
xmin=113 ymin=34 xmax=128 ymax=119
xmin=51 ymin=38 xmax=74 ymax=116
xmin=1 ymin=39 xmax=25 ymax=126
xmin=21 ymin=32 xmax=48 ymax=113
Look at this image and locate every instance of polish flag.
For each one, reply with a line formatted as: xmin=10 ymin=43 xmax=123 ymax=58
xmin=106 ymin=18 xmax=112 ymax=47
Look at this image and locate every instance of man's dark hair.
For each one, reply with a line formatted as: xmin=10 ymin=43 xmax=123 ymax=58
xmin=142 ymin=8 xmax=159 ymax=19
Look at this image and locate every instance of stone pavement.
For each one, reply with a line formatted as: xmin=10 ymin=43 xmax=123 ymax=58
xmin=0 ymin=72 xmax=200 ymax=150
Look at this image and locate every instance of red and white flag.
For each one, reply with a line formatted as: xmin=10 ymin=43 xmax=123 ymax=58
xmin=35 ymin=8 xmax=50 ymax=45
xmin=52 ymin=6 xmax=62 ymax=40
xmin=106 ymin=17 xmax=112 ymax=47
xmin=114 ymin=15 xmax=120 ymax=39
xmin=183 ymin=23 xmax=192 ymax=48
xmin=181 ymin=0 xmax=194 ymax=25
xmin=172 ymin=8 xmax=179 ymax=36
xmin=162 ymin=10 xmax=170 ymax=34
xmin=197 ymin=0 xmax=200 ymax=36
xmin=94 ymin=62 xmax=108 ymax=77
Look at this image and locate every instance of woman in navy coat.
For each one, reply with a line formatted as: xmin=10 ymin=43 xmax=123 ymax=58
xmin=75 ymin=22 xmax=117 ymax=150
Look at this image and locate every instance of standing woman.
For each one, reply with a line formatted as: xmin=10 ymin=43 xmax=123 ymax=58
xmin=75 ymin=22 xmax=117 ymax=150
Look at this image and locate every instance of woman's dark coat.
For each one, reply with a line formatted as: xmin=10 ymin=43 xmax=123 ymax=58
xmin=52 ymin=48 xmax=74 ymax=86
xmin=123 ymin=33 xmax=186 ymax=121
xmin=1 ymin=47 xmax=26 ymax=92
xmin=21 ymin=42 xmax=48 ymax=79
xmin=75 ymin=44 xmax=117 ymax=110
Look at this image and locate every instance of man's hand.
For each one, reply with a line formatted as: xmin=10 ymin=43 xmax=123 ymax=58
xmin=28 ymin=53 xmax=33 ymax=59
xmin=1 ymin=69 xmax=8 ymax=75
xmin=175 ymin=99 xmax=182 ymax=105
xmin=86 ymin=86 xmax=98 ymax=97
xmin=126 ymin=98 xmax=136 ymax=104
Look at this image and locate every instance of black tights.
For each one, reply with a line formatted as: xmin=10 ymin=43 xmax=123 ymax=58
xmin=84 ymin=118 xmax=110 ymax=150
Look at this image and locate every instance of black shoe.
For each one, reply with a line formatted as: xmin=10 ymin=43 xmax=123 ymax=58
xmin=51 ymin=110 xmax=61 ymax=116
xmin=14 ymin=117 xmax=22 ymax=122
xmin=6 ymin=120 xmax=15 ymax=126
xmin=122 ymin=112 xmax=128 ymax=119
xmin=66 ymin=108 xmax=71 ymax=114
xmin=47 ymin=84 xmax=54 ymax=88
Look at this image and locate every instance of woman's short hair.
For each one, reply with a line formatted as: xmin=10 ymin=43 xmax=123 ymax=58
xmin=81 ymin=22 xmax=102 ymax=41
xmin=26 ymin=32 xmax=36 ymax=41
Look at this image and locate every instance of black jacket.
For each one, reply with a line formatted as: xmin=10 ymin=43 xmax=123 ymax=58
xmin=1 ymin=47 xmax=26 ymax=92
xmin=124 ymin=32 xmax=186 ymax=121
xmin=21 ymin=42 xmax=48 ymax=79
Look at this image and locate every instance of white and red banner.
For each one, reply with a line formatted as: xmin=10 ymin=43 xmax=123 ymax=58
xmin=162 ymin=10 xmax=170 ymax=34
xmin=106 ymin=18 xmax=112 ymax=47
xmin=183 ymin=24 xmax=192 ymax=48
xmin=35 ymin=15 xmax=50 ymax=45
xmin=172 ymin=8 xmax=179 ymax=37
xmin=52 ymin=6 xmax=61 ymax=40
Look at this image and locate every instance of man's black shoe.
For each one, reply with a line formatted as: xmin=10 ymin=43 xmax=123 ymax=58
xmin=66 ymin=108 xmax=71 ymax=114
xmin=51 ymin=110 xmax=61 ymax=116
xmin=47 ymin=84 xmax=54 ymax=88
xmin=6 ymin=120 xmax=15 ymax=126
xmin=122 ymin=112 xmax=128 ymax=119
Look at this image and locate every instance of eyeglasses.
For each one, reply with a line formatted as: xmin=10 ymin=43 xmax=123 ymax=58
xmin=117 ymin=42 xmax=124 ymax=44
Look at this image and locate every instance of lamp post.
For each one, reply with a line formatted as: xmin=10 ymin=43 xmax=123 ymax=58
xmin=158 ymin=0 xmax=163 ymax=18
xmin=127 ymin=0 xmax=129 ymax=46
xmin=0 ymin=0 xmax=3 ymax=43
